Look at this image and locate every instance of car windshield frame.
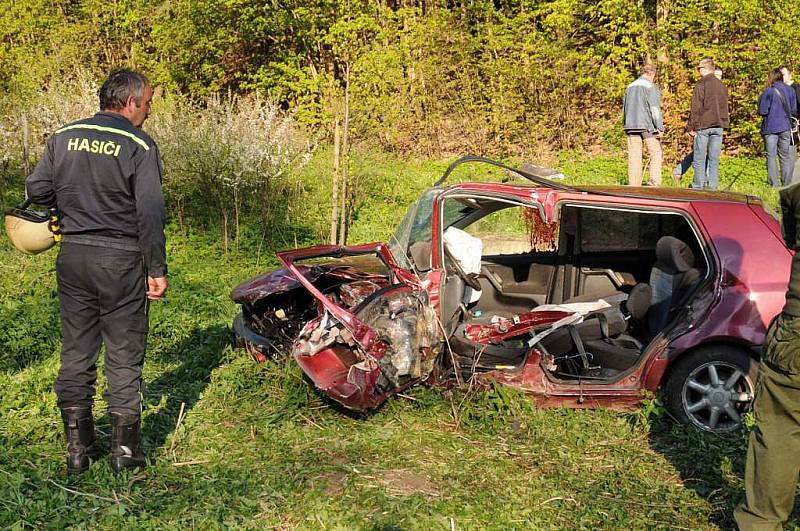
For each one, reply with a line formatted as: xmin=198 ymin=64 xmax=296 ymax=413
xmin=389 ymin=188 xmax=481 ymax=269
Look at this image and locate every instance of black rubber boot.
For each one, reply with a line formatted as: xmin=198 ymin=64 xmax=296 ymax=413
xmin=109 ymin=411 xmax=146 ymax=474
xmin=60 ymin=407 xmax=97 ymax=475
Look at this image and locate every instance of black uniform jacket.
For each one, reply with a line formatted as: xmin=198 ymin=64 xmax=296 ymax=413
xmin=26 ymin=111 xmax=167 ymax=277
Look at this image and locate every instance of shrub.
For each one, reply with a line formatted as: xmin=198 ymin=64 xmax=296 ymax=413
xmin=147 ymin=93 xmax=314 ymax=251
xmin=0 ymin=72 xmax=97 ymax=208
xmin=0 ymin=73 xmax=314 ymax=251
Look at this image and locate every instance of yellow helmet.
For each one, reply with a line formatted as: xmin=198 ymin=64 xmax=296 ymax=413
xmin=4 ymin=202 xmax=58 ymax=255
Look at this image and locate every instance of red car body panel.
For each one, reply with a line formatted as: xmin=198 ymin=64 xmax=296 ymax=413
xmin=464 ymin=310 xmax=575 ymax=343
xmin=277 ymin=244 xmax=382 ymax=348
xmin=482 ymin=348 xmax=646 ymax=411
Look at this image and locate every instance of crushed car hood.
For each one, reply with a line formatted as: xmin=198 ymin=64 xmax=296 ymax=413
xmin=231 ymin=255 xmax=393 ymax=306
xmin=233 ymin=242 xmax=439 ymax=411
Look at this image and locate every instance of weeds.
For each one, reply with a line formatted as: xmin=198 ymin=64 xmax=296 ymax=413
xmin=0 ymin=72 xmax=315 ymax=254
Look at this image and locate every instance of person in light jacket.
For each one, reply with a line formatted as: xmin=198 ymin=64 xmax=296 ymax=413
xmin=623 ymin=64 xmax=664 ymax=187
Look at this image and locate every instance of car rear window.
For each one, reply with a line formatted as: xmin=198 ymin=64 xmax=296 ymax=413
xmin=576 ymin=208 xmax=700 ymax=258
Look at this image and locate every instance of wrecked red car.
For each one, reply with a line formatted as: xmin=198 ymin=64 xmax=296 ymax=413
xmin=232 ymin=156 xmax=791 ymax=432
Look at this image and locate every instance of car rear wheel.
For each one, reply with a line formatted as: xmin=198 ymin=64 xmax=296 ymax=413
xmin=663 ymin=346 xmax=757 ymax=432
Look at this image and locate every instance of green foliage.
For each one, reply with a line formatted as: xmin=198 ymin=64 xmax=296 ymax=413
xmin=146 ymin=92 xmax=313 ymax=249
xmin=456 ymin=381 xmax=539 ymax=433
xmin=0 ymin=71 xmax=314 ymax=252
xmin=3 ymin=0 xmax=799 ymax=157
xmin=2 ymin=3 xmax=795 ymax=524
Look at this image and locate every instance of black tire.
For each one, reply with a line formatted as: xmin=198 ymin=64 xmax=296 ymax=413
xmin=663 ymin=345 xmax=758 ymax=432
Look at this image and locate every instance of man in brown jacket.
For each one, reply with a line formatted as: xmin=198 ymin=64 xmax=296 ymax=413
xmin=688 ymin=58 xmax=730 ymax=190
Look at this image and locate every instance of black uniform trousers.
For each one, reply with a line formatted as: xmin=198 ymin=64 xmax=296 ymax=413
xmin=54 ymin=242 xmax=148 ymax=414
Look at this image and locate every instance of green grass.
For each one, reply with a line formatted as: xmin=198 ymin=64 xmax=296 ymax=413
xmin=0 ymin=149 xmax=793 ymax=529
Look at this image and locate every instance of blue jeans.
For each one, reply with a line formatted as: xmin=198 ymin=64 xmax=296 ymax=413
xmin=674 ymin=151 xmax=694 ymax=176
xmin=691 ymin=127 xmax=723 ymax=190
xmin=764 ymin=131 xmax=794 ymax=188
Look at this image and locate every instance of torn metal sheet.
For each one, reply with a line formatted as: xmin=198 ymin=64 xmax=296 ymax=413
xmin=339 ymin=280 xmax=385 ymax=308
xmin=357 ymin=292 xmax=439 ymax=387
xmin=231 ymin=264 xmax=389 ymax=307
xmin=464 ymin=310 xmax=575 ymax=344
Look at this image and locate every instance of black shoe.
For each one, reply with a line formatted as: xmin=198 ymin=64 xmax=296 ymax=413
xmin=109 ymin=411 xmax=146 ymax=474
xmin=60 ymin=407 xmax=97 ymax=475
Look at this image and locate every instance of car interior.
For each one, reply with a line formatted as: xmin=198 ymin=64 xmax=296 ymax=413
xmin=410 ymin=197 xmax=709 ymax=383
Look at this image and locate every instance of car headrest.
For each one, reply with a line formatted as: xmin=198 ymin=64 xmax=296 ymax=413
xmin=655 ymin=236 xmax=695 ymax=274
xmin=626 ymin=283 xmax=652 ymax=321
xmin=408 ymin=241 xmax=432 ymax=272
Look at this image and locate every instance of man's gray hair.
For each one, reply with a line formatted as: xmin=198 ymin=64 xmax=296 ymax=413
xmin=699 ymin=58 xmax=715 ymax=71
xmin=99 ymin=69 xmax=149 ymax=111
xmin=640 ymin=64 xmax=657 ymax=77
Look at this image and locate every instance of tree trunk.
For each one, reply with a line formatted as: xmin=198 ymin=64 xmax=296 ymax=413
xmin=0 ymin=160 xmax=7 ymax=210
xmin=656 ymin=0 xmax=671 ymax=68
xmin=331 ymin=118 xmax=341 ymax=245
xmin=234 ymin=187 xmax=240 ymax=253
xmin=176 ymin=196 xmax=185 ymax=236
xmin=22 ymin=114 xmax=30 ymax=176
xmin=221 ymin=210 xmax=229 ymax=254
xmin=338 ymin=62 xmax=351 ymax=246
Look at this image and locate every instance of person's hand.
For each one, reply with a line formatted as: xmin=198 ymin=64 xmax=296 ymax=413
xmin=689 ymin=130 xmax=697 ymax=137
xmin=147 ymin=276 xmax=168 ymax=300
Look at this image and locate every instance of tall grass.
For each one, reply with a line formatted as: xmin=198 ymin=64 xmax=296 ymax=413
xmin=0 ymin=73 xmax=788 ymax=527
xmin=0 ymin=147 xmax=788 ymax=528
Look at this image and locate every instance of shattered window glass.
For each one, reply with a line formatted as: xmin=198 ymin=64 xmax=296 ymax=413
xmin=523 ymin=208 xmax=559 ymax=252
xmin=389 ymin=188 xmax=438 ymax=268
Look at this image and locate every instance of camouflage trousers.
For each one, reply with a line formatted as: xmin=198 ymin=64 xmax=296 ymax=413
xmin=735 ymin=313 xmax=800 ymax=530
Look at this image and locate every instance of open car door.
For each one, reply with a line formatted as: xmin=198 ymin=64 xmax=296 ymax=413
xmin=277 ymin=243 xmax=439 ymax=411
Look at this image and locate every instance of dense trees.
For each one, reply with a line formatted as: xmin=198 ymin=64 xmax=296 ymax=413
xmin=1 ymin=0 xmax=798 ymax=157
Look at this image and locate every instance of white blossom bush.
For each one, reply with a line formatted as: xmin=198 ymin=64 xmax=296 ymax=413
xmin=0 ymin=72 xmax=313 ymax=248
xmin=148 ymin=92 xmax=314 ymax=250
xmin=0 ymin=72 xmax=96 ymax=208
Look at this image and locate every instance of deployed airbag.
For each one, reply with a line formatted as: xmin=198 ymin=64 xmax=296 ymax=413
xmin=444 ymin=227 xmax=483 ymax=275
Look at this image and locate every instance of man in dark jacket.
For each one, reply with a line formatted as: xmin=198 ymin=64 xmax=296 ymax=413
xmin=26 ymin=69 xmax=167 ymax=475
xmin=688 ymin=58 xmax=730 ymax=190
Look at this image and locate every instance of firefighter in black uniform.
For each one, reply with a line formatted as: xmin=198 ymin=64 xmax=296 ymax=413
xmin=26 ymin=69 xmax=167 ymax=474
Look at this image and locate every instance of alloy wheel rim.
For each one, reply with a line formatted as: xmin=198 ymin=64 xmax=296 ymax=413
xmin=681 ymin=361 xmax=754 ymax=432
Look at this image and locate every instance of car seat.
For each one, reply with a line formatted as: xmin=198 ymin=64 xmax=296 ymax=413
xmin=538 ymin=236 xmax=702 ymax=373
xmin=647 ymin=235 xmax=701 ymax=335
